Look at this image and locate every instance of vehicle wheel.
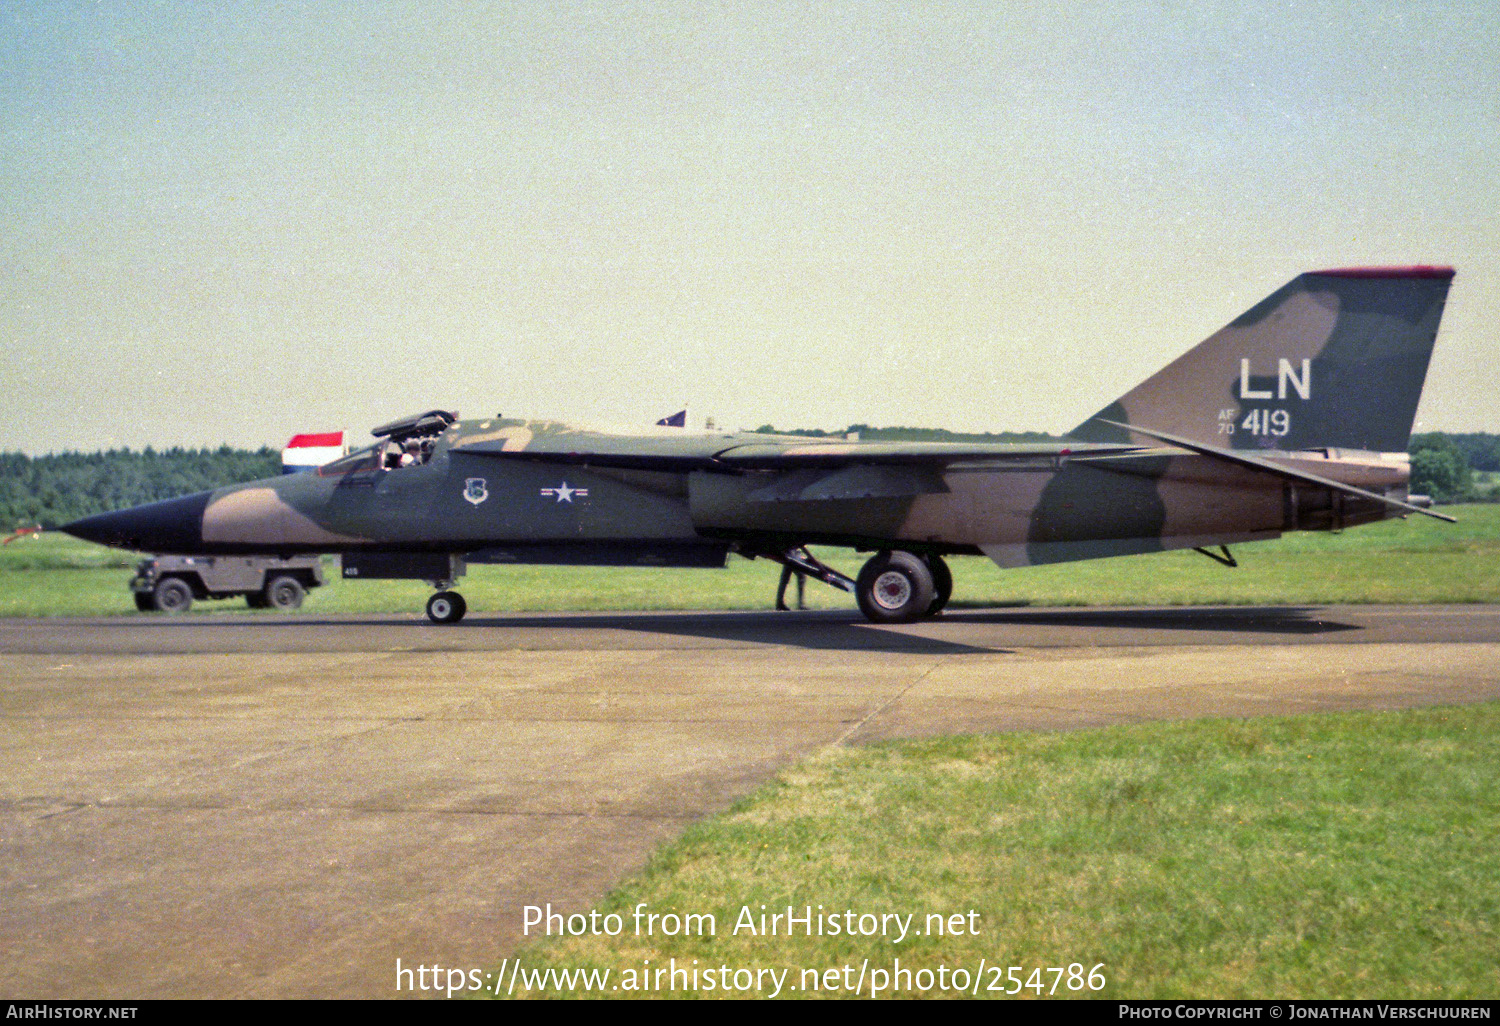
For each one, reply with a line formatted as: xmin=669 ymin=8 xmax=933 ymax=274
xmin=245 ymin=591 xmax=269 ymax=609
xmin=925 ymin=554 xmax=953 ymax=617
xmin=855 ymin=550 xmax=935 ymax=624
xmin=426 ymin=590 xmax=467 ymax=624
xmin=152 ymin=577 xmax=194 ymax=614
xmin=133 ymin=592 xmax=155 ymax=612
xmin=264 ymin=575 xmax=305 ymax=611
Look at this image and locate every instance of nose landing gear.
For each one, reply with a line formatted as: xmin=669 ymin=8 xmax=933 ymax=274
xmin=426 ymin=589 xmax=467 ymax=624
xmin=423 ymin=561 xmax=468 ymax=625
xmin=342 ymin=553 xmax=470 ymax=624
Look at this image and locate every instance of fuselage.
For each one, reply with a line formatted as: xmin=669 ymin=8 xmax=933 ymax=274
xmin=63 ymin=416 xmax=1411 ymax=569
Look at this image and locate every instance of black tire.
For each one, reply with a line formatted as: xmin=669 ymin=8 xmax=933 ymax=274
xmin=245 ymin=591 xmax=269 ymax=609
xmin=133 ymin=592 xmax=154 ymax=612
xmin=426 ymin=590 xmax=467 ymax=624
xmin=925 ymin=554 xmax=953 ymax=617
xmin=264 ymin=575 xmax=305 ymax=611
xmin=855 ymin=550 xmax=935 ymax=624
xmin=152 ymin=577 xmax=194 ymax=614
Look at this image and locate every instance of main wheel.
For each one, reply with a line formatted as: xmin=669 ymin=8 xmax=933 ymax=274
xmin=855 ymin=550 xmax=935 ymax=624
xmin=152 ymin=577 xmax=194 ymax=614
xmin=264 ymin=575 xmax=305 ymax=611
xmin=426 ymin=590 xmax=467 ymax=624
xmin=925 ymin=554 xmax=953 ymax=617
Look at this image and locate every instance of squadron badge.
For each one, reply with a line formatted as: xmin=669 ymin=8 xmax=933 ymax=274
xmin=463 ymin=478 xmax=489 ymax=506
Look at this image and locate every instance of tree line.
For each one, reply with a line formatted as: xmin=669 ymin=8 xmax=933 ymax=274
xmin=0 ymin=447 xmax=281 ymax=530
xmin=2 ymin=431 xmax=1495 ymax=530
xmin=1409 ymin=433 xmax=1499 ymax=504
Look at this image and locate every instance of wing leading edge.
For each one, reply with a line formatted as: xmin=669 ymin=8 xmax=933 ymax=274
xmin=453 ymin=431 xmax=1140 ymax=473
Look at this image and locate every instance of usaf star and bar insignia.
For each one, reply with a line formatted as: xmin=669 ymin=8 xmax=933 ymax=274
xmin=540 ymin=482 xmax=588 ymax=503
xmin=462 ymin=479 xmax=590 ymax=505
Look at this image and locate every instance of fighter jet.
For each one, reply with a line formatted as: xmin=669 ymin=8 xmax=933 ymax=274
xmin=65 ymin=266 xmax=1455 ymax=624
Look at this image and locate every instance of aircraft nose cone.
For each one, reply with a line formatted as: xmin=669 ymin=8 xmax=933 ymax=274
xmin=62 ymin=491 xmax=213 ymax=553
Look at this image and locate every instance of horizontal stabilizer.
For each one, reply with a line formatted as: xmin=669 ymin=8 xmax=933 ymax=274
xmin=1093 ymin=418 xmax=1455 ymax=522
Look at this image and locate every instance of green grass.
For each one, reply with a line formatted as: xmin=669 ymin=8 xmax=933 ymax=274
xmin=3 ymin=504 xmax=1498 ymax=617
xmin=491 ymin=703 xmax=1500 ymax=999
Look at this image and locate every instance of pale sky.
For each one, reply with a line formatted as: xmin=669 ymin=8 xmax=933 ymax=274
xmin=3 ymin=1 xmax=1496 ymax=453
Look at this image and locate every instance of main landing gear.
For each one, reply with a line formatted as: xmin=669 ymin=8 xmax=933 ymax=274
xmin=760 ymin=546 xmax=953 ymax=624
xmin=856 ymin=550 xmax=952 ymax=623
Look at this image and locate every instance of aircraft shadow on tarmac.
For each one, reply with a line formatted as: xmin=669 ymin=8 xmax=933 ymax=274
xmin=66 ymin=609 xmax=1003 ymax=655
xmin=456 ymin=609 xmax=1011 ymax=654
xmin=445 ymin=603 xmax=1360 ymax=651
xmin=938 ymin=605 xmax=1362 ymax=635
xmin=72 ymin=605 xmax=1360 ymax=658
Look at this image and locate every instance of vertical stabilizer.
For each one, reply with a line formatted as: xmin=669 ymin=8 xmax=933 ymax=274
xmin=1069 ymin=267 xmax=1454 ymax=453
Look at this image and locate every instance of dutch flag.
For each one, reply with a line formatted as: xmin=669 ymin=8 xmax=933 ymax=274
xmin=281 ymin=431 xmax=347 ymax=473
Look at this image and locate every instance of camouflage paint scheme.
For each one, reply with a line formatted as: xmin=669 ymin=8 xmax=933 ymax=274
xmin=65 ymin=267 xmax=1455 ymax=622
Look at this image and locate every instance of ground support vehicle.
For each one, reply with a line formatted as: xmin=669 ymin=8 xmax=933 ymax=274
xmin=130 ymin=554 xmax=325 ymax=613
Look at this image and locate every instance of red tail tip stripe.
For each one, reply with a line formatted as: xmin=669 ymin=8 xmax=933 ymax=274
xmin=1309 ymin=266 xmax=1455 ymax=279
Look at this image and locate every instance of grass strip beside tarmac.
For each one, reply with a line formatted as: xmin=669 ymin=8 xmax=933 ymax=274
xmin=492 ymin=702 xmax=1500 ymax=1000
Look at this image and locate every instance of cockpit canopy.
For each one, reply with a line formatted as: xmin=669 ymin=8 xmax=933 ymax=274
xmin=370 ymin=410 xmax=458 ymax=442
xmin=318 ymin=410 xmax=458 ymax=478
